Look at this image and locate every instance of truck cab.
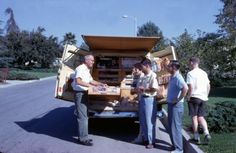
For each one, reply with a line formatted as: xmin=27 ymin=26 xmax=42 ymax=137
xmin=55 ymin=35 xmax=176 ymax=118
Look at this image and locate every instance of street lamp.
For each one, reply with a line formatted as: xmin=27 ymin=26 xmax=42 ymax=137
xmin=122 ymin=15 xmax=137 ymax=36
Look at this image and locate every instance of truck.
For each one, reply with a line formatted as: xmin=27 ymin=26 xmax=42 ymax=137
xmin=55 ymin=35 xmax=176 ymax=118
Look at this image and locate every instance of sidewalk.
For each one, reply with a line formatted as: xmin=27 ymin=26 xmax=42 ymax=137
xmin=0 ymin=76 xmax=56 ymax=88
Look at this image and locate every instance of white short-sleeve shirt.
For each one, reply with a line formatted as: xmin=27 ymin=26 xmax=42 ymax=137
xmin=72 ymin=63 xmax=93 ymax=91
xmin=137 ymin=71 xmax=159 ymax=97
xmin=186 ymin=68 xmax=210 ymax=101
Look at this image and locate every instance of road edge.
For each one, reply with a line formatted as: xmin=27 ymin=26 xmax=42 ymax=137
xmin=0 ymin=76 xmax=56 ymax=88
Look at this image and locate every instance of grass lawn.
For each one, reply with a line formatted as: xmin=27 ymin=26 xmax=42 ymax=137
xmin=199 ymin=133 xmax=236 ymax=153
xmin=7 ymin=68 xmax=57 ymax=80
xmin=182 ymin=87 xmax=236 ymax=153
xmin=22 ymin=70 xmax=56 ymax=78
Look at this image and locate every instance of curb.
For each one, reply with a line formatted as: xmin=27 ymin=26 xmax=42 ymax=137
xmin=160 ymin=109 xmax=204 ymax=153
xmin=0 ymin=76 xmax=56 ymax=88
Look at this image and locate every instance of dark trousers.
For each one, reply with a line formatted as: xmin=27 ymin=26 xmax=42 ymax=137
xmin=74 ymin=91 xmax=89 ymax=141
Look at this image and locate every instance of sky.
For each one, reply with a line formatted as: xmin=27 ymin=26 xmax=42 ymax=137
xmin=0 ymin=0 xmax=223 ymax=45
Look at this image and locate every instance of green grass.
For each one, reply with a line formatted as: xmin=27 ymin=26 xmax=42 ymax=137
xmin=199 ymin=133 xmax=236 ymax=153
xmin=24 ymin=71 xmax=56 ymax=78
xmin=182 ymin=87 xmax=236 ymax=153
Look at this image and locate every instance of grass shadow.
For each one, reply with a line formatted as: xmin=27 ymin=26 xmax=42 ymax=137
xmin=210 ymin=87 xmax=236 ymax=98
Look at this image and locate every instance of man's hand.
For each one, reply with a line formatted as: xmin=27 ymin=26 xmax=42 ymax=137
xmin=186 ymin=96 xmax=191 ymax=102
xmin=137 ymin=86 xmax=145 ymax=93
xmin=172 ymin=97 xmax=179 ymax=105
xmin=102 ymin=83 xmax=108 ymax=88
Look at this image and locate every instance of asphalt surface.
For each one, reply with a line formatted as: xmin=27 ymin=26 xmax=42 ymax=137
xmin=0 ymin=78 xmax=172 ymax=153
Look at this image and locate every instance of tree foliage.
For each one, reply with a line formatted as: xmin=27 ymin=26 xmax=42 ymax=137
xmin=173 ymin=29 xmax=196 ymax=75
xmin=4 ymin=27 xmax=63 ymax=68
xmin=5 ymin=7 xmax=20 ymax=34
xmin=0 ymin=20 xmax=3 ymax=35
xmin=215 ymin=0 xmax=236 ymax=41
xmin=61 ymin=32 xmax=77 ymax=45
xmin=137 ymin=21 xmax=168 ymax=50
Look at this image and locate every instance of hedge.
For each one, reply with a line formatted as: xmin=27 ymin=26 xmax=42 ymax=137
xmin=207 ymin=101 xmax=236 ymax=133
xmin=7 ymin=71 xmax=39 ymax=80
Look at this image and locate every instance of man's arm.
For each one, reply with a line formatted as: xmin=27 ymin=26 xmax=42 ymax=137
xmin=186 ymin=73 xmax=193 ymax=101
xmin=207 ymin=83 xmax=210 ymax=96
xmin=76 ymin=77 xmax=93 ymax=88
xmin=173 ymin=85 xmax=188 ymax=104
xmin=90 ymin=80 xmax=107 ymax=87
xmin=187 ymin=84 xmax=193 ymax=101
xmin=179 ymin=85 xmax=188 ymax=101
xmin=144 ymin=87 xmax=158 ymax=93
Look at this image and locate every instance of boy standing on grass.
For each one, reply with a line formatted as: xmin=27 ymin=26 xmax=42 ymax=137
xmin=186 ymin=57 xmax=211 ymax=144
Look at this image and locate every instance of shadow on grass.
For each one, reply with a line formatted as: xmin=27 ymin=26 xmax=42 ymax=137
xmin=210 ymin=87 xmax=236 ymax=98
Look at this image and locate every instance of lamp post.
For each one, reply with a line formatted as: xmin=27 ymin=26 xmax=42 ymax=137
xmin=122 ymin=15 xmax=137 ymax=36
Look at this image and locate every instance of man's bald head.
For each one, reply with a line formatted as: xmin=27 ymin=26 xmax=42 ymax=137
xmin=84 ymin=54 xmax=95 ymax=68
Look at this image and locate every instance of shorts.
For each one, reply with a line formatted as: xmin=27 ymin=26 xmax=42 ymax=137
xmin=188 ymin=97 xmax=207 ymax=117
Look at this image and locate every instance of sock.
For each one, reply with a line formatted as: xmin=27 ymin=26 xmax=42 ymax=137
xmin=194 ymin=132 xmax=200 ymax=140
xmin=204 ymin=129 xmax=209 ymax=135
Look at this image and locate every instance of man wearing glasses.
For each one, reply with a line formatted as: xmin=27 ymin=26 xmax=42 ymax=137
xmin=72 ymin=55 xmax=107 ymax=146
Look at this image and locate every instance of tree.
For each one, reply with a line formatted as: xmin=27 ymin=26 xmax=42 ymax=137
xmin=30 ymin=27 xmax=62 ymax=68
xmin=173 ymin=29 xmax=196 ymax=75
xmin=0 ymin=20 xmax=4 ymax=51
xmin=5 ymin=7 xmax=20 ymax=34
xmin=215 ymin=0 xmax=236 ymax=40
xmin=137 ymin=21 xmax=168 ymax=50
xmin=62 ymin=32 xmax=77 ymax=45
xmin=0 ymin=20 xmax=3 ymax=35
xmin=5 ymin=27 xmax=62 ymax=69
xmin=215 ymin=0 xmax=236 ymax=85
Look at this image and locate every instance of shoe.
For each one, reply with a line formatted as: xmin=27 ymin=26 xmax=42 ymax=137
xmin=171 ymin=149 xmax=183 ymax=153
xmin=145 ymin=144 xmax=154 ymax=149
xmin=131 ymin=139 xmax=143 ymax=144
xmin=78 ymin=139 xmax=93 ymax=146
xmin=203 ymin=134 xmax=211 ymax=144
xmin=189 ymin=138 xmax=201 ymax=145
xmin=131 ymin=136 xmax=143 ymax=144
xmin=156 ymin=111 xmax=164 ymax=118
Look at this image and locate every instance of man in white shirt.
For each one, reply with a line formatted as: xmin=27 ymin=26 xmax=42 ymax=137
xmin=72 ymin=54 xmax=106 ymax=146
xmin=186 ymin=57 xmax=211 ymax=144
xmin=136 ymin=59 xmax=159 ymax=149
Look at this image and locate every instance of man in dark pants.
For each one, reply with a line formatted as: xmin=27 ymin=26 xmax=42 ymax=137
xmin=186 ymin=57 xmax=211 ymax=144
xmin=166 ymin=60 xmax=188 ymax=153
xmin=72 ymin=54 xmax=106 ymax=146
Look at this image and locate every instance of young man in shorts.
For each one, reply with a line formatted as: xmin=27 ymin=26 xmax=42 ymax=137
xmin=186 ymin=57 xmax=211 ymax=144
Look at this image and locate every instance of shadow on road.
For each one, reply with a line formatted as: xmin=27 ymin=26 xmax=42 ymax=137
xmin=15 ymin=106 xmax=140 ymax=144
xmin=89 ymin=118 xmax=139 ymax=142
xmin=15 ymin=105 xmax=172 ymax=151
xmin=15 ymin=106 xmax=78 ymax=143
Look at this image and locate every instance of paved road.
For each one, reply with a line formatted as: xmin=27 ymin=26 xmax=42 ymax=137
xmin=0 ymin=78 xmax=172 ymax=153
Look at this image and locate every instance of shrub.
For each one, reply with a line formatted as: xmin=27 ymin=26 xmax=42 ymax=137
xmin=207 ymin=101 xmax=236 ymax=133
xmin=7 ymin=71 xmax=39 ymax=80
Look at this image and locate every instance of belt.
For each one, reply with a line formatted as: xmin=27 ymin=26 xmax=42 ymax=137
xmin=75 ymin=90 xmax=88 ymax=93
xmin=142 ymin=95 xmax=150 ymax=98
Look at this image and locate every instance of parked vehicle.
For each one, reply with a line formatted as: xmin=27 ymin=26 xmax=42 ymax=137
xmin=55 ymin=35 xmax=176 ymax=118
